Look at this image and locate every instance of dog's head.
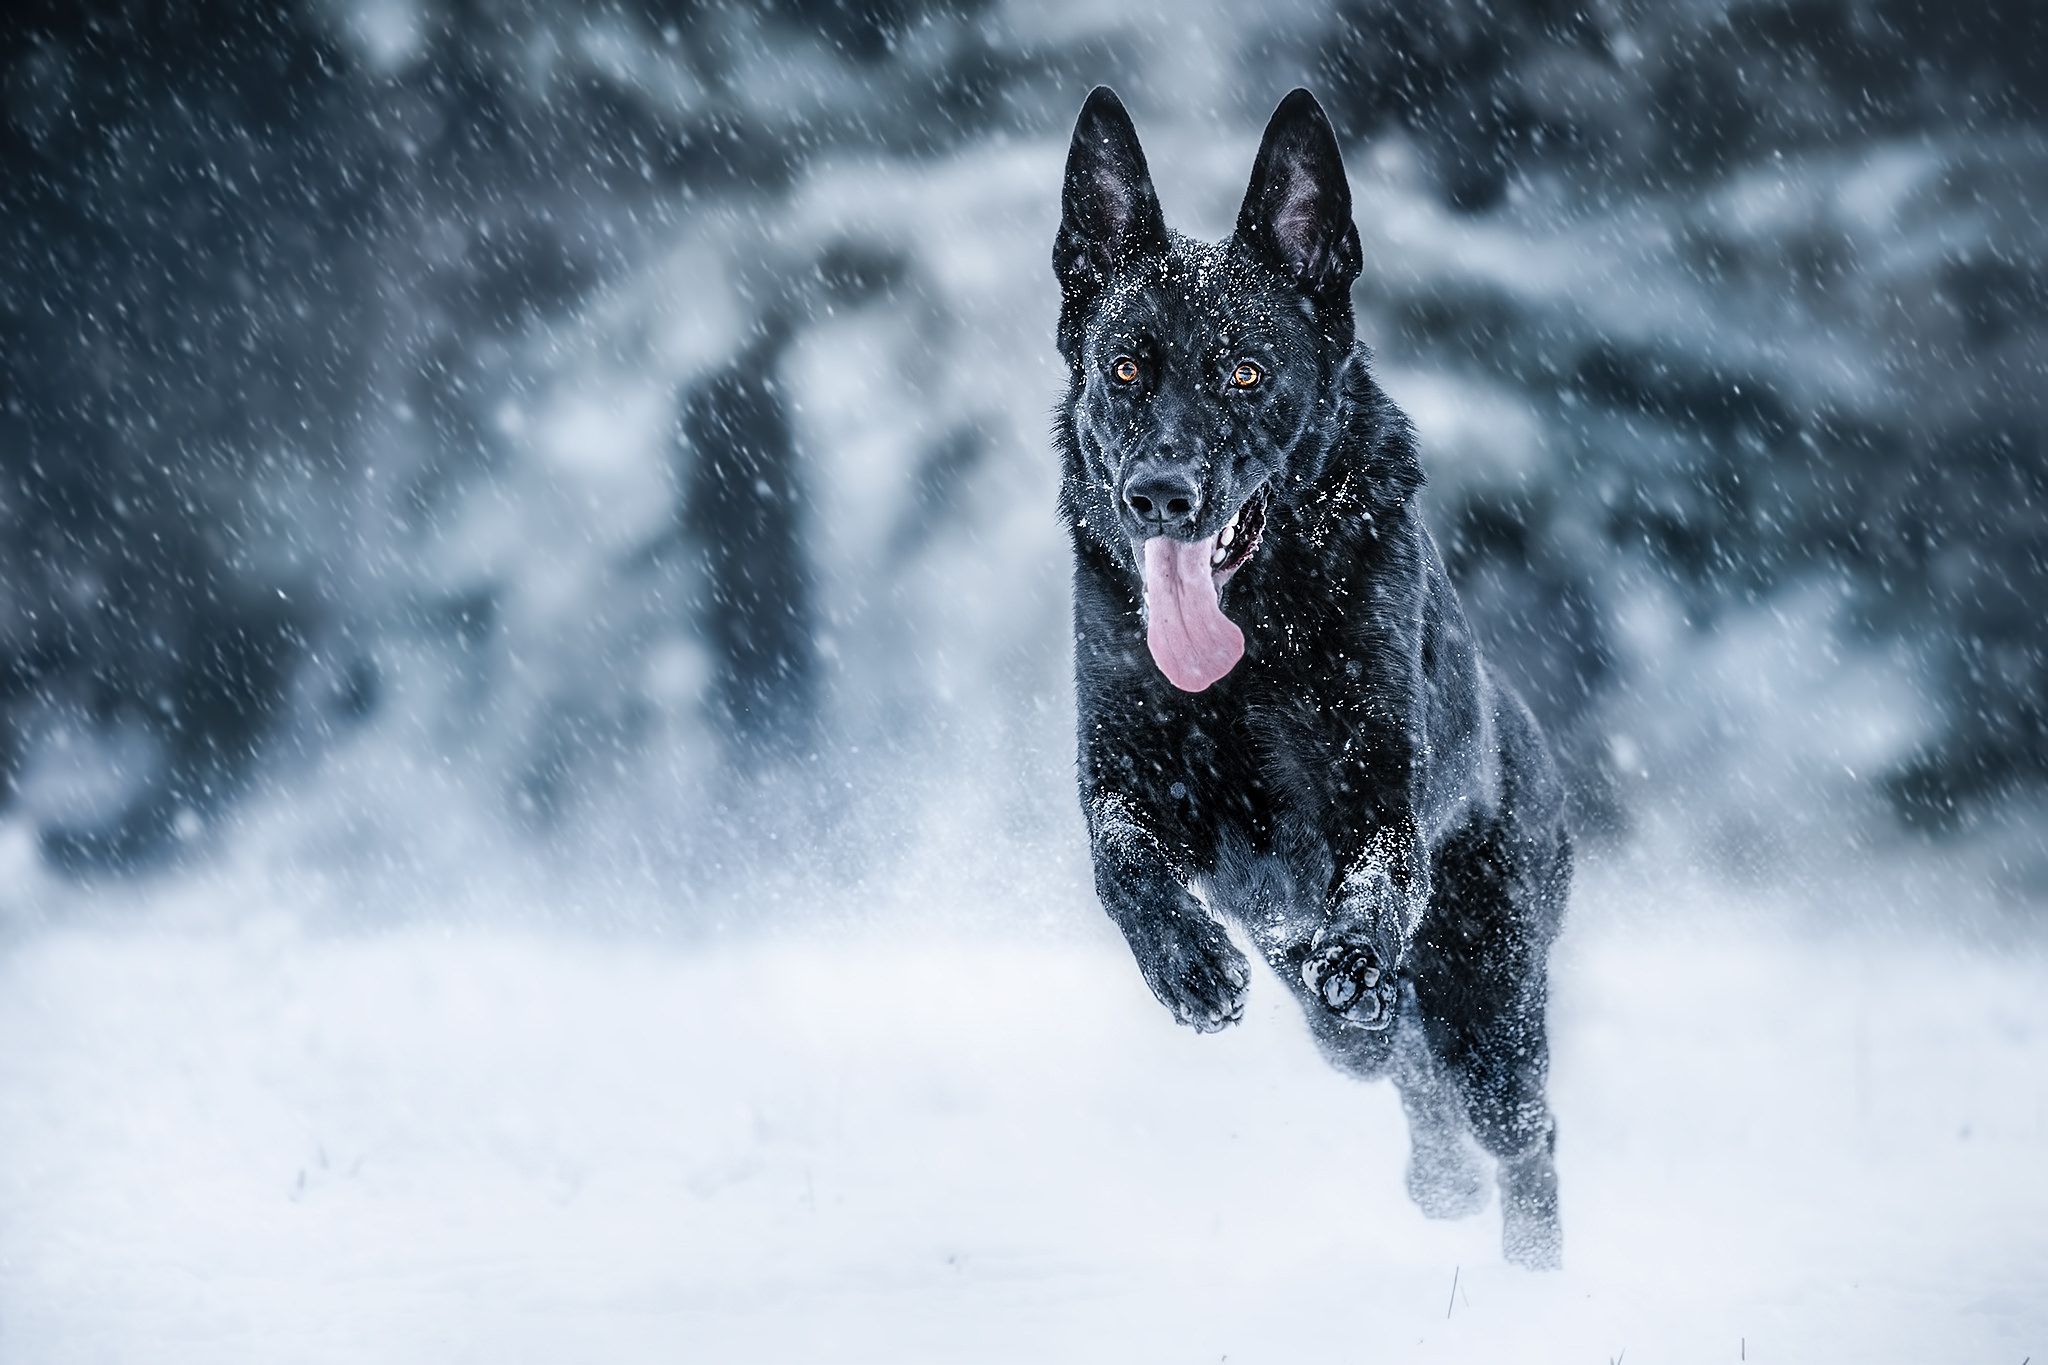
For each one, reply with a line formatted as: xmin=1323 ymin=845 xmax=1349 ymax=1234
xmin=1054 ymin=88 xmax=1367 ymax=693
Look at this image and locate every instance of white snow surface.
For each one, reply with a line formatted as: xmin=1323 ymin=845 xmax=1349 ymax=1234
xmin=3 ymin=855 xmax=2044 ymax=1363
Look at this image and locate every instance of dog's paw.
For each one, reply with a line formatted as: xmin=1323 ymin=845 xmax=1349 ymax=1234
xmin=1136 ymin=915 xmax=1251 ymax=1033
xmin=1407 ymin=1135 xmax=1488 ymax=1221
xmin=1300 ymin=921 xmax=1401 ymax=1031
xmin=1500 ymin=1146 xmax=1562 ymax=1270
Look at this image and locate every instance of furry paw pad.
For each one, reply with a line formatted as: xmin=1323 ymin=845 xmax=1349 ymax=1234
xmin=1300 ymin=933 xmax=1399 ymax=1031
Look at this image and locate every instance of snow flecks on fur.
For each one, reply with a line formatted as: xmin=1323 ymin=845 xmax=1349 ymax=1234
xmin=1336 ymin=825 xmax=1430 ymax=943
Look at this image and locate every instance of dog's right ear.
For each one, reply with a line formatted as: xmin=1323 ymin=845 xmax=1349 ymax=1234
xmin=1054 ymin=87 xmax=1167 ymax=300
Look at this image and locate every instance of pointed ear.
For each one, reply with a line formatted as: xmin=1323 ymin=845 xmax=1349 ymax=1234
xmin=1053 ymin=87 xmax=1167 ymax=299
xmin=1235 ymin=89 xmax=1361 ymax=300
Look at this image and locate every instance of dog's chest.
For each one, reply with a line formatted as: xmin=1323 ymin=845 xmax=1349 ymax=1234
xmin=1152 ymin=685 xmax=1332 ymax=849
xmin=1176 ymin=683 xmax=1375 ymax=946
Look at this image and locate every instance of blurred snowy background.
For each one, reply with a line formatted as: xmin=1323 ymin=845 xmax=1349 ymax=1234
xmin=2 ymin=2 xmax=2045 ymax=1361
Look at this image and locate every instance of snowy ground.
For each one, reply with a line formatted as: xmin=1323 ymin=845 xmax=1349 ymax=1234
xmin=2 ymin=856 xmax=2044 ymax=1364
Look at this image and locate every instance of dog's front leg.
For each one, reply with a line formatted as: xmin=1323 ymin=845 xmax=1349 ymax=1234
xmin=1087 ymin=792 xmax=1250 ymax=1032
xmin=1301 ymin=823 xmax=1429 ymax=1031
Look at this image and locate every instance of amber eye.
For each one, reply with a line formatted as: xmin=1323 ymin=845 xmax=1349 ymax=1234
xmin=1111 ymin=356 xmax=1140 ymax=385
xmin=1230 ymin=361 xmax=1263 ymax=389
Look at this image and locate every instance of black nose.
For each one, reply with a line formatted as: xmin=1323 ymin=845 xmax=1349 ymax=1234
xmin=1123 ymin=467 xmax=1202 ymax=533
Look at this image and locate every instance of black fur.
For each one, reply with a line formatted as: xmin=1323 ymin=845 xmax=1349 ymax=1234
xmin=1053 ymin=87 xmax=1572 ymax=1269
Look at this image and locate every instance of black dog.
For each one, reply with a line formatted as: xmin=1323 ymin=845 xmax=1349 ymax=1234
xmin=1054 ymin=87 xmax=1572 ymax=1269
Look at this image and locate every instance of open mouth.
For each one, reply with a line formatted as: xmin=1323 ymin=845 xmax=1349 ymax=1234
xmin=1137 ymin=484 xmax=1270 ymax=694
xmin=1208 ymin=485 xmax=1268 ymax=583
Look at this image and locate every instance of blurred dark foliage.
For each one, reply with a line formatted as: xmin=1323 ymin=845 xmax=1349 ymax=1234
xmin=1 ymin=0 xmax=1079 ymax=865
xmin=1 ymin=0 xmax=2043 ymax=873
xmin=681 ymin=320 xmax=819 ymax=758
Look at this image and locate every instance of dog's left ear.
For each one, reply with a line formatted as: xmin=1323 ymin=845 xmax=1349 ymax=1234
xmin=1235 ymin=89 xmax=1362 ymax=301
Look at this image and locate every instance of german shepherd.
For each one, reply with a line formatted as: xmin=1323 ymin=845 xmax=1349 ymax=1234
xmin=1054 ymin=87 xmax=1572 ymax=1268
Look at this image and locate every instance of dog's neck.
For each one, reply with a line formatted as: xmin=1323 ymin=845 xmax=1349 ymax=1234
xmin=1285 ymin=345 xmax=1426 ymax=549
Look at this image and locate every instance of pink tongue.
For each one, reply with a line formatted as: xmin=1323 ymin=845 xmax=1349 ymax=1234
xmin=1142 ymin=535 xmax=1245 ymax=693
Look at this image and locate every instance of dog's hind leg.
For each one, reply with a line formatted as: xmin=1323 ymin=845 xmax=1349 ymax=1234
xmin=1391 ymin=1004 xmax=1487 ymax=1220
xmin=1494 ymin=1119 xmax=1560 ymax=1271
xmin=1413 ymin=821 xmax=1568 ymax=1269
xmin=1280 ymin=965 xmax=1487 ymax=1222
xmin=1427 ymin=969 xmax=1559 ymax=1267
